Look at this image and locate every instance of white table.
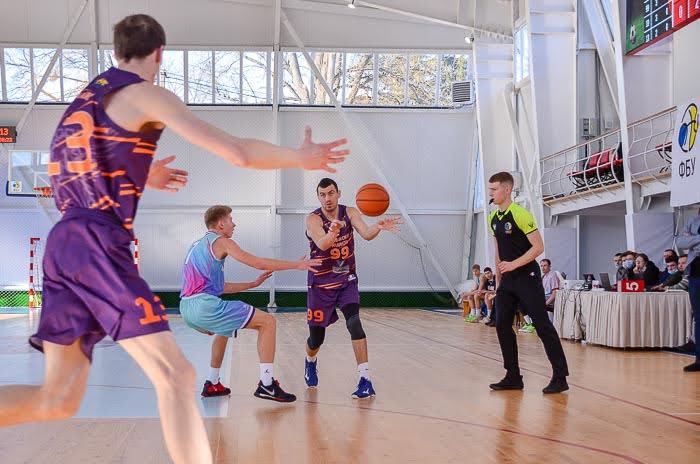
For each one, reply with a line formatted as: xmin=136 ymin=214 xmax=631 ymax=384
xmin=553 ymin=290 xmax=693 ymax=348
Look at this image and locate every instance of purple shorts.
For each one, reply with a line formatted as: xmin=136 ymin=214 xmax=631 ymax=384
xmin=29 ymin=209 xmax=170 ymax=361
xmin=307 ymin=278 xmax=359 ymax=327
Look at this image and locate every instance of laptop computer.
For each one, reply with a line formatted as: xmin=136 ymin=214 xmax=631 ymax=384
xmin=599 ymin=272 xmax=613 ymax=291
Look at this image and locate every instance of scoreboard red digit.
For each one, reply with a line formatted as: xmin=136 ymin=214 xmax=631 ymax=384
xmin=627 ymin=1 xmax=700 ymax=54
xmin=0 ymin=126 xmax=17 ymax=143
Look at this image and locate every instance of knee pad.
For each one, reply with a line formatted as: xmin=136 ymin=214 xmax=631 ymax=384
xmin=307 ymin=326 xmax=326 ymax=350
xmin=345 ymin=314 xmax=366 ymax=340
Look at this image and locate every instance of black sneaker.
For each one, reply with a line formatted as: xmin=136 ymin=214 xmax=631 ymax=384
xmin=542 ymin=377 xmax=569 ymax=394
xmin=489 ymin=374 xmax=524 ymax=390
xmin=683 ymin=362 xmax=700 ymax=372
xmin=253 ymin=378 xmax=297 ymax=402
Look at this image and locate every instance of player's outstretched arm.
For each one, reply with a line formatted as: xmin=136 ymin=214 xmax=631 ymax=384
xmin=220 ymin=237 xmax=321 ymax=272
xmin=223 ymin=271 xmax=273 ymax=294
xmin=306 ymin=213 xmax=341 ymax=250
xmin=346 ymin=207 xmax=402 ymax=241
xmin=136 ymin=86 xmax=349 ymax=172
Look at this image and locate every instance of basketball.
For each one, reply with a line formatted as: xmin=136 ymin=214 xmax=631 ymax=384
xmin=356 ymin=183 xmax=390 ymax=217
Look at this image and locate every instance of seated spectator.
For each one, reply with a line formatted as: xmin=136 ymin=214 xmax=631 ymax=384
xmin=633 ymin=253 xmax=661 ymax=288
xmin=458 ymin=264 xmax=483 ymax=322
xmin=540 ymin=259 xmax=560 ymax=323
xmin=659 ymin=248 xmax=679 ymax=283
xmin=612 ymin=252 xmax=624 ymax=284
xmin=618 ymin=250 xmax=636 ymax=282
xmin=477 ymin=267 xmax=497 ymax=325
xmin=654 ymin=254 xmax=689 ymax=291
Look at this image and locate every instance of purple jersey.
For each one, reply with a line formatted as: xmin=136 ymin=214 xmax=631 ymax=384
xmin=48 ymin=67 xmax=163 ymax=232
xmin=307 ymin=204 xmax=357 ymax=289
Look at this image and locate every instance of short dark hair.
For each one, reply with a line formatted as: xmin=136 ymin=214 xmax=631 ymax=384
xmin=113 ymin=14 xmax=166 ymax=62
xmin=483 ymin=267 xmax=492 ymax=273
xmin=204 ymin=205 xmax=232 ymax=229
xmin=472 ymin=264 xmax=481 ymax=271
xmin=488 ymin=171 xmax=514 ymax=187
xmin=317 ymin=178 xmax=338 ymax=193
xmin=636 ymin=253 xmax=649 ymax=264
xmin=614 ymin=253 xmax=623 ymax=257
xmin=541 ymin=258 xmax=551 ymax=266
xmin=679 ymin=254 xmax=688 ymax=259
xmin=665 ymin=255 xmax=679 ymax=264
xmin=623 ymin=250 xmax=636 ymax=259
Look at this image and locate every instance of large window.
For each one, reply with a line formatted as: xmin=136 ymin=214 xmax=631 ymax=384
xmin=514 ymin=25 xmax=530 ymax=83
xmin=1 ymin=46 xmax=469 ymax=108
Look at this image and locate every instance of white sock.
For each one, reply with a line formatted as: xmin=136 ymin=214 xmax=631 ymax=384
xmin=207 ymin=367 xmax=220 ymax=384
xmin=487 ymin=309 xmax=492 ymax=318
xmin=470 ymin=307 xmax=478 ymax=317
xmin=524 ymin=315 xmax=533 ymax=325
xmin=260 ymin=363 xmax=274 ymax=386
xmin=357 ymin=362 xmax=370 ymax=380
xmin=306 ymin=355 xmax=317 ymax=362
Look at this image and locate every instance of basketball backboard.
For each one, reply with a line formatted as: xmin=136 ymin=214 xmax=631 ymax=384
xmin=6 ymin=150 xmax=51 ymax=197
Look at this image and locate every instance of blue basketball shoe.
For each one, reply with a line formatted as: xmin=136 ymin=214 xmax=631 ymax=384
xmin=351 ymin=377 xmax=376 ymax=399
xmin=305 ymin=358 xmax=318 ymax=388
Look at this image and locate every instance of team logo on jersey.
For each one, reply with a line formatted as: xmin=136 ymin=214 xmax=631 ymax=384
xmin=504 ymin=222 xmax=513 ymax=234
xmin=95 ymin=78 xmax=109 ymax=87
xmin=333 ymin=260 xmax=350 ymax=274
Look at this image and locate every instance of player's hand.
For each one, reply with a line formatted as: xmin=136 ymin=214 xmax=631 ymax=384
xmin=376 ymin=216 xmax=403 ymax=233
xmin=329 ymin=220 xmax=345 ymax=234
xmin=146 ymin=155 xmax=188 ymax=192
xmin=251 ymin=271 xmax=273 ymax=288
xmin=295 ymin=255 xmax=323 ymax=272
xmin=498 ymin=261 xmax=518 ymax=273
xmin=297 ymin=126 xmax=349 ymax=173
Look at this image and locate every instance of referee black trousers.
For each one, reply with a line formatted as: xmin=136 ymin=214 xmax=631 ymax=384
xmin=495 ymin=270 xmax=569 ymax=378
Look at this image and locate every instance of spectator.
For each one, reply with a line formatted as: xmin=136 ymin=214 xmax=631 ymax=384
xmin=540 ymin=259 xmax=560 ymax=323
xmin=676 ymin=208 xmax=700 ymax=372
xmin=659 ymin=249 xmax=679 ymax=283
xmin=478 ymin=267 xmax=497 ymax=325
xmin=633 ymin=253 xmax=661 ymax=288
xmin=613 ymin=252 xmax=624 ymax=284
xmin=458 ymin=264 xmax=483 ymax=322
xmin=618 ymin=250 xmax=637 ymax=282
xmin=652 ymin=255 xmax=688 ymax=291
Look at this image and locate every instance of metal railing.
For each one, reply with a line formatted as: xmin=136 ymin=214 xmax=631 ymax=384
xmin=540 ymin=106 xmax=676 ymax=204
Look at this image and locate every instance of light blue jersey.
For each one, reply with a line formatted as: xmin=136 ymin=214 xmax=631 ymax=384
xmin=181 ymin=231 xmax=225 ymax=297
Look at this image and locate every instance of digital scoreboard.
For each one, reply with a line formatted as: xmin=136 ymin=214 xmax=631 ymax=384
xmin=0 ymin=126 xmax=17 ymax=143
xmin=626 ymin=1 xmax=700 ymax=54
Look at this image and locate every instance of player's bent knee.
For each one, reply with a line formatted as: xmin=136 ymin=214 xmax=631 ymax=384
xmin=307 ymin=327 xmax=326 ymax=350
xmin=345 ymin=314 xmax=366 ymax=340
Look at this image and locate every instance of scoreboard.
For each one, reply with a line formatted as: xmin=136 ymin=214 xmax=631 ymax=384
xmin=626 ymin=1 xmax=700 ymax=54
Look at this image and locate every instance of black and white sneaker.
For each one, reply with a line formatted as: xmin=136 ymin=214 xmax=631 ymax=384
xmin=253 ymin=378 xmax=297 ymax=403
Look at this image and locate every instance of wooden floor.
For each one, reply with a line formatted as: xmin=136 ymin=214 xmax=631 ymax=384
xmin=0 ymin=309 xmax=699 ymax=463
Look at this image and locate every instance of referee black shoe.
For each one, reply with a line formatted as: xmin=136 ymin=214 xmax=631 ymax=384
xmin=489 ymin=374 xmax=524 ymax=391
xmin=542 ymin=377 xmax=569 ymax=394
xmin=683 ymin=362 xmax=700 ymax=372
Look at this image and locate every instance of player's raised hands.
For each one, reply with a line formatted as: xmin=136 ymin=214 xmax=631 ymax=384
xmin=146 ymin=155 xmax=188 ymax=192
xmin=376 ymin=216 xmax=403 ymax=233
xmin=297 ymin=126 xmax=349 ymax=173
xmin=295 ymin=255 xmax=323 ymax=272
xmin=251 ymin=271 xmax=273 ymax=288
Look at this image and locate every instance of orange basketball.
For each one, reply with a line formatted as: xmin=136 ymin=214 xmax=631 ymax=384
xmin=356 ymin=183 xmax=390 ymax=217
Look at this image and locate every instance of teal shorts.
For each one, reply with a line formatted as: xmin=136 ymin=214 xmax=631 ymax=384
xmin=179 ymin=293 xmax=256 ymax=337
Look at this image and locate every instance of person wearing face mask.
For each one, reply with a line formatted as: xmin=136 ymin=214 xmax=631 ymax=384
xmin=617 ymin=251 xmax=637 ymax=282
xmin=633 ymin=253 xmax=661 ymax=288
xmin=650 ymin=256 xmax=682 ymax=291
xmin=658 ymin=249 xmax=679 ymax=284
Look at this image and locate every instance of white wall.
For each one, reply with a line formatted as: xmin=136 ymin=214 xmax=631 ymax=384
xmin=579 ymin=213 xmax=626 ymax=277
xmin=0 ymin=106 xmax=475 ymax=291
xmin=673 ymin=20 xmax=700 ymax=106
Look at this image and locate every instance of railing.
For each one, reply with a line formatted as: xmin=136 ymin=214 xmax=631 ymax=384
xmin=540 ymin=107 xmax=676 ymax=204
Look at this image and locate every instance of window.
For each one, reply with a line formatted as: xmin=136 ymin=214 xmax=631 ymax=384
xmin=187 ymin=51 xmax=213 ymax=104
xmin=242 ymin=51 xmax=269 ymax=104
xmin=62 ymin=49 xmax=89 ymax=100
xmin=214 ymin=51 xmax=240 ymax=103
xmin=99 ymin=49 xmax=116 ymax=73
xmin=4 ymin=48 xmax=32 ymax=101
xmin=514 ymin=25 xmax=530 ymax=83
xmin=344 ymin=53 xmax=374 ymax=105
xmin=408 ymin=54 xmax=438 ymax=106
xmin=33 ymin=48 xmax=61 ymax=102
xmin=159 ymin=50 xmax=185 ymax=100
xmin=309 ymin=51 xmax=342 ymax=105
xmin=439 ymin=54 xmax=469 ymax=106
xmin=377 ymin=54 xmax=406 ymax=106
xmin=282 ymin=51 xmax=312 ymax=104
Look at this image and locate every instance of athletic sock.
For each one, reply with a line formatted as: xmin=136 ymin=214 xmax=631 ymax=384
xmin=524 ymin=315 xmax=533 ymax=325
xmin=470 ymin=307 xmax=478 ymax=317
xmin=260 ymin=363 xmax=274 ymax=386
xmin=207 ymin=367 xmax=221 ymax=384
xmin=306 ymin=355 xmax=317 ymax=362
xmin=487 ymin=309 xmax=492 ymax=318
xmin=357 ymin=362 xmax=370 ymax=380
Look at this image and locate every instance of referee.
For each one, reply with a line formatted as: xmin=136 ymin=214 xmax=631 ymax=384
xmin=487 ymin=172 xmax=569 ymax=393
